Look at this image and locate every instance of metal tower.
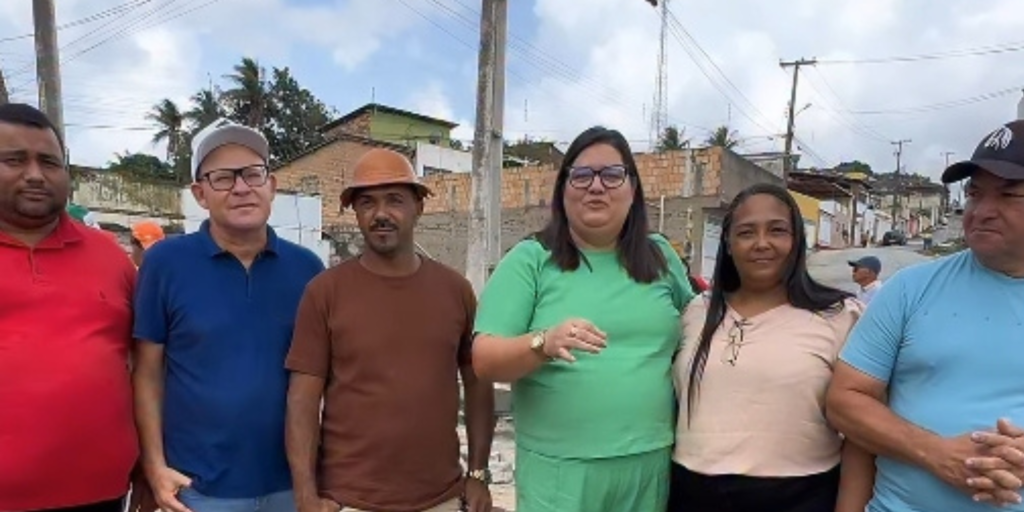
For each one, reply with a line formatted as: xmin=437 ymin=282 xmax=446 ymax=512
xmin=650 ymin=0 xmax=669 ymax=145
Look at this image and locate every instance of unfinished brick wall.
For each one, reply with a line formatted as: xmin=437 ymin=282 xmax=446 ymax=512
xmin=419 ymin=147 xmax=726 ymax=215
xmin=274 ymin=140 xmax=742 ymax=272
xmin=274 ymin=138 xmax=415 ymax=227
xmin=414 ymin=195 xmax=720 ymax=273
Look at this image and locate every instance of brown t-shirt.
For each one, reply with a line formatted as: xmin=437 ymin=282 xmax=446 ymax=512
xmin=285 ymin=256 xmax=475 ymax=512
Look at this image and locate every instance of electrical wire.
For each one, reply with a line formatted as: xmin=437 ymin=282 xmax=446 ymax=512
xmin=817 ymin=39 xmax=1024 ymax=66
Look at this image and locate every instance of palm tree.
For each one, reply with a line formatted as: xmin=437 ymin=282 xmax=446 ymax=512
xmin=705 ymin=125 xmax=739 ymax=149
xmin=146 ymin=99 xmax=185 ymax=162
xmin=656 ymin=125 xmax=689 ymax=152
xmin=222 ymin=57 xmax=268 ymax=128
xmin=186 ymin=87 xmax=224 ymax=133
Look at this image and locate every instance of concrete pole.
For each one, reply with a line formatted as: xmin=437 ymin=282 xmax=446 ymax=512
xmin=467 ymin=0 xmax=501 ymax=295
xmin=891 ymin=139 xmax=911 ymax=228
xmin=33 ymin=0 xmax=64 ymax=138
xmin=0 ymin=67 xmax=9 ymax=105
xmin=1017 ymin=89 xmax=1024 ymax=120
xmin=780 ymin=58 xmax=815 ymax=179
xmin=487 ymin=0 xmax=507 ymax=268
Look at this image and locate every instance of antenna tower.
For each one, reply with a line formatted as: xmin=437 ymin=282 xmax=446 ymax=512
xmin=650 ymin=0 xmax=669 ymax=145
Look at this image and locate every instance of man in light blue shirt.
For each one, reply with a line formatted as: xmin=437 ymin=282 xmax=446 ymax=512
xmin=826 ymin=120 xmax=1024 ymax=512
xmin=848 ymin=255 xmax=883 ymax=306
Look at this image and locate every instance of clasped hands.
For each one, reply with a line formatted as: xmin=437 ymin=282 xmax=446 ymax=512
xmin=953 ymin=418 xmax=1024 ymax=506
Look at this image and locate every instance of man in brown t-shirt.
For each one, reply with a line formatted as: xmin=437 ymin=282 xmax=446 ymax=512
xmin=285 ymin=148 xmax=495 ymax=512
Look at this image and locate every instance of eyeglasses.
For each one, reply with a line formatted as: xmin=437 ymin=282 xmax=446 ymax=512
xmin=721 ymin=318 xmax=749 ymax=366
xmin=200 ymin=164 xmax=269 ymax=191
xmin=567 ymin=165 xmax=629 ymax=189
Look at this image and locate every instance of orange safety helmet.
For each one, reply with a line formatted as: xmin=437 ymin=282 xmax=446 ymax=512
xmin=131 ymin=221 xmax=165 ymax=250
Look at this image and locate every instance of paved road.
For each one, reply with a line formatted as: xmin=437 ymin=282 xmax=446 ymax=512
xmin=808 ymin=245 xmax=934 ymax=293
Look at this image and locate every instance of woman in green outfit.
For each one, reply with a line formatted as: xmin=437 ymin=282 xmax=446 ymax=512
xmin=472 ymin=126 xmax=695 ymax=512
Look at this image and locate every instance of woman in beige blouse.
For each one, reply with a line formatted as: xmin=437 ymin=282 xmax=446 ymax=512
xmin=669 ymin=183 xmax=874 ymax=512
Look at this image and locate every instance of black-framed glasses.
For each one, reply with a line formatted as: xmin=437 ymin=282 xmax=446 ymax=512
xmin=721 ymin=318 xmax=748 ymax=366
xmin=200 ymin=164 xmax=269 ymax=191
xmin=567 ymin=165 xmax=629 ymax=190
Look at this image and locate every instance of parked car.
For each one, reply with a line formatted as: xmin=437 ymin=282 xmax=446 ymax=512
xmin=881 ymin=230 xmax=908 ymax=246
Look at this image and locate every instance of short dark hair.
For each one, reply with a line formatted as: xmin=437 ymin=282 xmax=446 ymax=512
xmin=533 ymin=125 xmax=667 ymax=283
xmin=0 ymin=103 xmax=65 ymax=152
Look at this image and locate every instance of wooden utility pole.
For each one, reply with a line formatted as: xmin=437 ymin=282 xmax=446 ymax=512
xmin=780 ymin=58 xmax=816 ymax=179
xmin=467 ymin=0 xmax=507 ymax=295
xmin=33 ymin=0 xmax=64 ymax=137
xmin=891 ymin=139 xmax=911 ymax=226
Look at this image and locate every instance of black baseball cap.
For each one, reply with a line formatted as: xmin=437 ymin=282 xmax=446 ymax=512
xmin=942 ymin=120 xmax=1024 ymax=184
xmin=848 ymin=256 xmax=881 ymax=274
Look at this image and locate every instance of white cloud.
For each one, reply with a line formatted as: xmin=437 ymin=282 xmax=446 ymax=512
xmin=281 ymin=0 xmax=419 ymax=70
xmin=4 ymin=0 xmax=1024 ymax=184
xmin=514 ymin=0 xmax=1024 ymax=181
xmin=407 ymin=80 xmax=473 ymax=141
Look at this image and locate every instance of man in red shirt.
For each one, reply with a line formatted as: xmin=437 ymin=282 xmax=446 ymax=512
xmin=0 ymin=104 xmax=148 ymax=512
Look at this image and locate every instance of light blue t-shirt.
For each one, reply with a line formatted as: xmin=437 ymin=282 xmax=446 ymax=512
xmin=841 ymin=250 xmax=1024 ymax=512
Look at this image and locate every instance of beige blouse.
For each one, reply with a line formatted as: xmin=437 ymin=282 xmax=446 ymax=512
xmin=672 ymin=297 xmax=863 ymax=477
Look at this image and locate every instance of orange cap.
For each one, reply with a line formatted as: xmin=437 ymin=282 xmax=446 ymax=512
xmin=131 ymin=221 xmax=165 ymax=250
xmin=340 ymin=148 xmax=433 ymax=209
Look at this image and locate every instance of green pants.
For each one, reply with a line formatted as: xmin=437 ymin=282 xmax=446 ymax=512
xmin=515 ymin=446 xmax=671 ymax=512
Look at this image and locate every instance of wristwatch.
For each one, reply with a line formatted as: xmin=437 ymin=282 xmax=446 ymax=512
xmin=467 ymin=468 xmax=492 ymax=485
xmin=529 ymin=330 xmax=547 ymax=355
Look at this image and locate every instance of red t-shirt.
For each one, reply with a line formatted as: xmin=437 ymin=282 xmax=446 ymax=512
xmin=0 ymin=214 xmax=138 ymax=510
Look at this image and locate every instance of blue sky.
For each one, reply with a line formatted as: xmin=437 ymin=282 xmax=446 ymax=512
xmin=2 ymin=0 xmax=1023 ymax=181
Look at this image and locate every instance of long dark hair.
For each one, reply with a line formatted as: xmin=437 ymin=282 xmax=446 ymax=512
xmin=686 ymin=183 xmax=852 ymax=412
xmin=534 ymin=126 xmax=667 ymax=283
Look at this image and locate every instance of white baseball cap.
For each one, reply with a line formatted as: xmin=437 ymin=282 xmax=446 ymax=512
xmin=190 ymin=118 xmax=270 ymax=181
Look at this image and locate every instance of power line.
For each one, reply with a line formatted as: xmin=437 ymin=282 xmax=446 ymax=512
xmin=848 ymin=85 xmax=1023 ymax=115
xmin=661 ymin=9 xmax=830 ymax=166
xmin=0 ymin=0 xmax=155 ymax=44
xmin=802 ymin=67 xmax=890 ymax=143
xmin=817 ymin=39 xmax=1024 ymax=66
xmin=9 ymin=0 xmax=223 ymax=94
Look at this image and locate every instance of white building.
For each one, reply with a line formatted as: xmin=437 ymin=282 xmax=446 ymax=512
xmin=414 ymin=141 xmax=473 ymax=176
xmin=181 ymin=190 xmax=332 ymax=266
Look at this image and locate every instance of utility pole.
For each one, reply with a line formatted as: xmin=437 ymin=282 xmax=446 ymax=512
xmin=467 ymin=0 xmax=507 ymax=295
xmin=649 ymin=0 xmax=669 ymax=145
xmin=0 ymin=67 xmax=9 ymax=105
xmin=780 ymin=58 xmax=816 ymax=179
xmin=891 ymin=139 xmax=911 ymax=226
xmin=33 ymin=0 xmax=64 ymax=138
xmin=942 ymin=151 xmax=955 ymax=211
xmin=488 ymin=0 xmax=507 ymax=270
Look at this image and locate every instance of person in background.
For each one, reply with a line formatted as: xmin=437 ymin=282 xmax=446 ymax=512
xmin=669 ymin=183 xmax=874 ymax=512
xmin=130 ymin=220 xmax=165 ymax=267
xmin=133 ymin=119 xmax=324 ymax=512
xmin=827 ymin=120 xmax=1024 ymax=511
xmin=472 ymin=126 xmax=694 ymax=512
xmin=0 ymin=103 xmax=152 ymax=512
xmin=847 ymin=256 xmax=882 ymax=306
xmin=285 ymin=148 xmax=494 ymax=512
xmin=66 ymin=201 xmax=100 ymax=228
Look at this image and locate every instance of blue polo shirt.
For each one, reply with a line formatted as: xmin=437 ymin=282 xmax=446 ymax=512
xmin=840 ymin=250 xmax=1024 ymax=512
xmin=134 ymin=221 xmax=324 ymax=498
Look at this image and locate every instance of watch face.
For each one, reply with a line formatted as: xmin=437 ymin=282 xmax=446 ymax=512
xmin=531 ymin=334 xmax=543 ymax=349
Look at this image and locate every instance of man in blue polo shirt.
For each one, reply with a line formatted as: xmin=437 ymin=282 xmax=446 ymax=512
xmin=826 ymin=120 xmax=1024 ymax=512
xmin=133 ymin=119 xmax=324 ymax=512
